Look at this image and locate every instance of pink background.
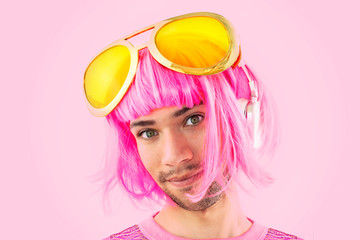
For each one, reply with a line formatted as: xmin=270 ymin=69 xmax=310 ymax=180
xmin=1 ymin=1 xmax=359 ymax=239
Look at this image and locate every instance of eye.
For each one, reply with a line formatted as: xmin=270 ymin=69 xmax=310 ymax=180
xmin=185 ymin=114 xmax=204 ymax=126
xmin=138 ymin=129 xmax=158 ymax=139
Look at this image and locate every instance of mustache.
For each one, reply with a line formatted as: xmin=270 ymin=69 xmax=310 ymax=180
xmin=158 ymin=163 xmax=202 ymax=183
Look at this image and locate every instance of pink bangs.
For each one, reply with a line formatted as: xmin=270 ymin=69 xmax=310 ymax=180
xmin=111 ymin=49 xmax=205 ymax=122
xmin=99 ymin=48 xmax=279 ymax=207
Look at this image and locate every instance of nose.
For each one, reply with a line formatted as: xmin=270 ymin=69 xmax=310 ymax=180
xmin=161 ymin=129 xmax=193 ymax=166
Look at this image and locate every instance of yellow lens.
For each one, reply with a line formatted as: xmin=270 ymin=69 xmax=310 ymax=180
xmin=155 ymin=16 xmax=230 ymax=68
xmin=84 ymin=45 xmax=131 ymax=109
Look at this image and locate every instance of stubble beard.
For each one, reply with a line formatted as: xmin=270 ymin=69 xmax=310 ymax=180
xmin=162 ymin=181 xmax=224 ymax=211
xmin=157 ymin=163 xmax=226 ymax=211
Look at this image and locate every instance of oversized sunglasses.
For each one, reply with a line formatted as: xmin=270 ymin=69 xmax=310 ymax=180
xmin=84 ymin=12 xmax=248 ymax=117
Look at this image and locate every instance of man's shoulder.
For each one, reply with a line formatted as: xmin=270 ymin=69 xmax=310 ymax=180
xmin=264 ymin=228 xmax=303 ymax=240
xmin=105 ymin=224 xmax=148 ymax=240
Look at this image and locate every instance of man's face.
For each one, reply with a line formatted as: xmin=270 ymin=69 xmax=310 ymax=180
xmin=130 ymin=104 xmax=222 ymax=211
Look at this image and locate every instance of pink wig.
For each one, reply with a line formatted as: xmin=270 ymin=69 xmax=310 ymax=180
xmin=98 ymin=48 xmax=279 ymax=207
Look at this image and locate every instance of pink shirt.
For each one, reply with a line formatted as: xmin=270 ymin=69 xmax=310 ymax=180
xmin=104 ymin=215 xmax=303 ymax=240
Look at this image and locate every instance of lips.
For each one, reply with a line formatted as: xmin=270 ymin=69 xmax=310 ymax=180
xmin=167 ymin=171 xmax=203 ymax=188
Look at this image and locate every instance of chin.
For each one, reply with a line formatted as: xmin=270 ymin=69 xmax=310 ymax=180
xmin=163 ymin=181 xmax=224 ymax=211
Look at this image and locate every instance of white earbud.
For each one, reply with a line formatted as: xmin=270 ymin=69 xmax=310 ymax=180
xmin=237 ymin=98 xmax=250 ymax=117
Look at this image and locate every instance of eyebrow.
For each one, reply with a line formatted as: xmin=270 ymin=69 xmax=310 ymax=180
xmin=172 ymin=107 xmax=190 ymax=117
xmin=130 ymin=107 xmax=191 ymax=129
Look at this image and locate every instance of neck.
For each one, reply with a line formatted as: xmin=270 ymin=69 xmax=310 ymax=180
xmin=154 ymin=183 xmax=252 ymax=239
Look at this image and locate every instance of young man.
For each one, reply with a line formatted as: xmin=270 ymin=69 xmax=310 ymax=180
xmin=84 ymin=12 xmax=303 ymax=240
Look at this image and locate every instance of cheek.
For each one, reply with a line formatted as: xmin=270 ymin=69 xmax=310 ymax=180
xmin=188 ymin=127 xmax=206 ymax=156
xmin=137 ymin=143 xmax=161 ymax=175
